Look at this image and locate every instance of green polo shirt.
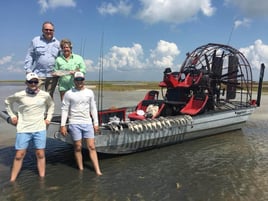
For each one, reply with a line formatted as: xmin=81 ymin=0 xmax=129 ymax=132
xmin=54 ymin=53 xmax=86 ymax=91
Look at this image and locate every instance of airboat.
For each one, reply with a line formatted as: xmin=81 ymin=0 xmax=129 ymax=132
xmin=1 ymin=43 xmax=265 ymax=154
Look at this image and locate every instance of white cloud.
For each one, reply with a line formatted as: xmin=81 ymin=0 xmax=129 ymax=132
xmin=98 ymin=1 xmax=132 ymax=16
xmin=102 ymin=43 xmax=145 ymax=71
xmin=234 ymin=18 xmax=251 ymax=29
xmin=0 ymin=56 xmax=12 ymax=65
xmin=84 ymin=59 xmax=95 ymax=72
xmin=225 ymin=0 xmax=268 ymax=17
xmin=137 ymin=0 xmax=215 ymax=24
xmin=97 ymin=0 xmax=215 ymax=24
xmin=0 ymin=41 xmax=180 ymax=79
xmin=91 ymin=40 xmax=267 ymax=81
xmin=7 ymin=64 xmax=24 ymax=73
xmin=99 ymin=40 xmax=180 ymax=73
xmin=149 ymin=40 xmax=180 ymax=68
xmin=38 ymin=0 xmax=76 ymax=13
xmin=0 ymin=56 xmax=25 ymax=74
xmin=239 ymin=40 xmax=268 ymax=70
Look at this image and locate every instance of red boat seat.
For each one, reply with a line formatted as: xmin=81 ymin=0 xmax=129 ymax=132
xmin=128 ymin=90 xmax=161 ymax=120
xmin=128 ymin=100 xmax=165 ymax=120
xmin=159 ymin=72 xmax=181 ymax=88
xmin=143 ymin=90 xmax=159 ymax=100
xmin=159 ymin=71 xmax=203 ymax=88
xmin=177 ymin=71 xmax=203 ymax=88
xmin=180 ymin=94 xmax=208 ymax=115
xmin=132 ymin=90 xmax=158 ymax=110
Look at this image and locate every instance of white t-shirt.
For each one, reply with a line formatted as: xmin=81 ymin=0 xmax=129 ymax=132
xmin=61 ymin=87 xmax=98 ymax=126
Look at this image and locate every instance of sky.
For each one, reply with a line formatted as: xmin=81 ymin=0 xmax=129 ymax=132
xmin=1 ymin=0 xmax=268 ymax=82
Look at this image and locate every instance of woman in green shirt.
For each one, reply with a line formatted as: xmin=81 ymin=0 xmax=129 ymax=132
xmin=53 ymin=39 xmax=86 ymax=100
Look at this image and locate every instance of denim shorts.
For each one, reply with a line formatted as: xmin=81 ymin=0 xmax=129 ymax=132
xmin=68 ymin=124 xmax=94 ymax=141
xmin=15 ymin=130 xmax=46 ymax=150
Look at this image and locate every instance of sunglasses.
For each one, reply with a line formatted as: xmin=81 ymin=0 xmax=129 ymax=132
xmin=27 ymin=80 xmax=39 ymax=84
xmin=74 ymin=77 xmax=85 ymax=81
xmin=43 ymin=29 xmax=54 ymax=32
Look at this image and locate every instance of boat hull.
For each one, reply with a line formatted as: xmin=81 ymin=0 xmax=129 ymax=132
xmin=47 ymin=107 xmax=255 ymax=154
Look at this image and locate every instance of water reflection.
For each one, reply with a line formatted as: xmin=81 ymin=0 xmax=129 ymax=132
xmin=1 ymin=127 xmax=268 ymax=201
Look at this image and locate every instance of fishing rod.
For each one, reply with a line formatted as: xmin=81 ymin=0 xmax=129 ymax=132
xmin=98 ymin=32 xmax=104 ymax=112
xmin=80 ymin=37 xmax=87 ymax=57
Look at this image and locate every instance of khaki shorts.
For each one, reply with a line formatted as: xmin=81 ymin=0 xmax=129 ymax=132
xmin=39 ymin=77 xmax=59 ymax=98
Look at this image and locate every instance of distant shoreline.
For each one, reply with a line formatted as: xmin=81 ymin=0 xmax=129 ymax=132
xmin=0 ymin=80 xmax=267 ymax=92
xmin=0 ymin=80 xmax=160 ymax=91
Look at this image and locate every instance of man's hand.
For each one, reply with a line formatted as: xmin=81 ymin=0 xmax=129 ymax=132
xmin=94 ymin=125 xmax=100 ymax=135
xmin=60 ymin=126 xmax=68 ymax=136
xmin=11 ymin=117 xmax=18 ymax=125
xmin=44 ymin=119 xmax=50 ymax=125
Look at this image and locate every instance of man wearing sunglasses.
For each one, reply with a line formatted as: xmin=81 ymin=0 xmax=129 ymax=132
xmin=60 ymin=72 xmax=102 ymax=176
xmin=5 ymin=73 xmax=55 ymax=182
xmin=24 ymin=21 xmax=61 ymax=98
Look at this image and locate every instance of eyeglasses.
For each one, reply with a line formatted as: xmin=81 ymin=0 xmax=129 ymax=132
xmin=27 ymin=80 xmax=39 ymax=84
xmin=74 ymin=78 xmax=85 ymax=81
xmin=43 ymin=29 xmax=54 ymax=32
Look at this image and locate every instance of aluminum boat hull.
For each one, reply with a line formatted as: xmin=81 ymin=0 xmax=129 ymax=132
xmin=47 ymin=107 xmax=255 ymax=154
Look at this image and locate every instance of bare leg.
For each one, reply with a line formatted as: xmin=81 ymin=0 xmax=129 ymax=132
xmin=36 ymin=149 xmax=46 ymax=178
xmin=86 ymin=138 xmax=102 ymax=176
xmin=10 ymin=150 xmax=26 ymax=182
xmin=74 ymin=140 xmax=84 ymax=170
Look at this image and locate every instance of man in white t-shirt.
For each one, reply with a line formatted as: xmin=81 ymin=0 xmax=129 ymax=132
xmin=60 ymin=72 xmax=102 ymax=176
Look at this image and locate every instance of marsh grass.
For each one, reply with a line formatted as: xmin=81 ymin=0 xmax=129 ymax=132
xmin=85 ymin=81 xmax=160 ymax=91
xmin=88 ymin=81 xmax=268 ymax=92
xmin=1 ymin=80 xmax=267 ymax=92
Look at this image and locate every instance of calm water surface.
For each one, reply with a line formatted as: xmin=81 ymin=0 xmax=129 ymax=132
xmin=0 ymin=84 xmax=267 ymax=201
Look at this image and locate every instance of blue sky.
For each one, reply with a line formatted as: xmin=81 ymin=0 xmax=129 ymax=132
xmin=1 ymin=0 xmax=268 ymax=81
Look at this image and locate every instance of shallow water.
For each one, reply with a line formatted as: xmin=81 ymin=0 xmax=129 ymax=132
xmin=0 ymin=84 xmax=268 ymax=201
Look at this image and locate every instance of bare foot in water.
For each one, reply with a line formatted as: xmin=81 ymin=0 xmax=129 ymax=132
xmin=96 ymin=172 xmax=103 ymax=176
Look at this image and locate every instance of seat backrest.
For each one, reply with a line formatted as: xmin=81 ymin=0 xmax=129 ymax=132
xmin=164 ymin=72 xmax=181 ymax=88
xmin=134 ymin=91 xmax=159 ymax=112
xmin=128 ymin=100 xmax=165 ymax=120
xmin=144 ymin=90 xmax=159 ymax=100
